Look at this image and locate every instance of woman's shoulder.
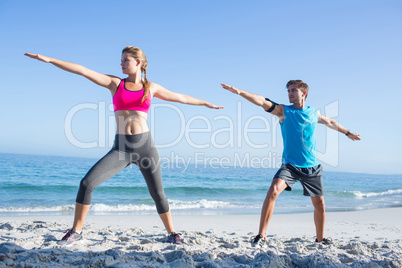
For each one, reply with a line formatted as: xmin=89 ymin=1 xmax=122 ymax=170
xmin=106 ymin=75 xmax=122 ymax=94
xmin=103 ymin=75 xmax=122 ymax=86
xmin=148 ymin=81 xmax=164 ymax=91
xmin=106 ymin=75 xmax=122 ymax=81
xmin=148 ymin=81 xmax=159 ymax=87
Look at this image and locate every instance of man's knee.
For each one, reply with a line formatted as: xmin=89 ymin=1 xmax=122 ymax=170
xmin=268 ymin=179 xmax=287 ymax=199
xmin=267 ymin=186 xmax=281 ymax=200
xmin=312 ymin=197 xmax=325 ymax=211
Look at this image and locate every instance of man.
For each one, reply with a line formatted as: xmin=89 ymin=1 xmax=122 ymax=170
xmin=221 ymin=80 xmax=361 ymax=247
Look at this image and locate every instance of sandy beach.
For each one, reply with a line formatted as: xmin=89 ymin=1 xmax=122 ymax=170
xmin=0 ymin=207 xmax=401 ymax=267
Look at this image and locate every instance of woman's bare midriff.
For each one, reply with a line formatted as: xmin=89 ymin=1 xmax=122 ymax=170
xmin=114 ymin=110 xmax=149 ymax=135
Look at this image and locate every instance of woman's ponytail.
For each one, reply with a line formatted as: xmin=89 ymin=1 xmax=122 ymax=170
xmin=122 ymin=46 xmax=150 ymax=103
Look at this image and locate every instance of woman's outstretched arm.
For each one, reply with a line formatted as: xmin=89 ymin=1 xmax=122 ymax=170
xmin=152 ymin=82 xmax=223 ymax=109
xmin=24 ymin=53 xmax=120 ymax=91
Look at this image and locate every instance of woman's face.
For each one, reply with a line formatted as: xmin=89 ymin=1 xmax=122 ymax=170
xmin=121 ymin=52 xmax=139 ymax=74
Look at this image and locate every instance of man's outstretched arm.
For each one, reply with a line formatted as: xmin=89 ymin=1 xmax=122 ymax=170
xmin=317 ymin=112 xmax=361 ymax=141
xmin=221 ymin=83 xmax=284 ymax=118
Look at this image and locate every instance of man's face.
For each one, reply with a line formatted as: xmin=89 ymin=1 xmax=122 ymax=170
xmin=287 ymin=84 xmax=305 ymax=103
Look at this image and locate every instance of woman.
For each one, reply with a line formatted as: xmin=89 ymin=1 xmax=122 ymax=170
xmin=25 ymin=46 xmax=223 ymax=245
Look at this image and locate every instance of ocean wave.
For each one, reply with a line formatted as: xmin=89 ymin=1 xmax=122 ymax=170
xmin=0 ymin=205 xmax=75 ymax=212
xmin=90 ymin=203 xmax=156 ymax=211
xmin=169 ymin=199 xmax=255 ymax=209
xmin=90 ymin=200 xmax=259 ymax=211
xmin=352 ymin=189 xmax=402 ymax=199
xmin=0 ymin=200 xmax=259 ymax=213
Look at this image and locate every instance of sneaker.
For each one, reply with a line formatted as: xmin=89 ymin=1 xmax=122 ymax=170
xmin=168 ymin=232 xmax=184 ymax=244
xmin=315 ymin=237 xmax=333 ymax=245
xmin=250 ymin=234 xmax=267 ymax=248
xmin=58 ymin=229 xmax=83 ymax=245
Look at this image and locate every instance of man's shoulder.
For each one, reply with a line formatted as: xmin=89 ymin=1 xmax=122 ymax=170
xmin=283 ymin=104 xmax=293 ymax=110
xmin=305 ymin=105 xmax=317 ymax=111
xmin=284 ymin=105 xmax=316 ymax=111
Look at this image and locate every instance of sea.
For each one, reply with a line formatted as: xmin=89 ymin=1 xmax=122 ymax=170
xmin=1 ymin=153 xmax=401 ymax=216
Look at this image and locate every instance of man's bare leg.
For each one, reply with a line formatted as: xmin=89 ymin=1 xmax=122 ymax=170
xmin=258 ymin=178 xmax=288 ymax=236
xmin=311 ymin=196 xmax=325 ymax=241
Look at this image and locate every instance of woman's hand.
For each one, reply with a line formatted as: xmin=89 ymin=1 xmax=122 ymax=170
xmin=24 ymin=53 xmax=52 ymax=63
xmin=205 ymin=102 xmax=224 ymax=109
xmin=24 ymin=52 xmax=119 ymax=91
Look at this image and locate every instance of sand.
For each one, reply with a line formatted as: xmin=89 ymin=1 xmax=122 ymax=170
xmin=1 ymin=208 xmax=401 ymax=267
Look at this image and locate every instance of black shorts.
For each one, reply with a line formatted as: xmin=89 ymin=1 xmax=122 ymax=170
xmin=274 ymin=163 xmax=323 ymax=196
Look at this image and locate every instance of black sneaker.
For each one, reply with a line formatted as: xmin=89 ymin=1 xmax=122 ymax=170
xmin=168 ymin=232 xmax=184 ymax=244
xmin=250 ymin=234 xmax=267 ymax=248
xmin=58 ymin=229 xmax=83 ymax=245
xmin=315 ymin=237 xmax=333 ymax=245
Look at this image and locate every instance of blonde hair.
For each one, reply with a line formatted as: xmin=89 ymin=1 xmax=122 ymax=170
xmin=122 ymin=46 xmax=150 ymax=103
xmin=286 ymin=80 xmax=309 ymax=99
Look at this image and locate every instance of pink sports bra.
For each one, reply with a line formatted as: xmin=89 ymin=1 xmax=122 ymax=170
xmin=113 ymin=79 xmax=151 ymax=113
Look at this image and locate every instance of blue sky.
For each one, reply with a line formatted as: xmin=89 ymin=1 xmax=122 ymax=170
xmin=0 ymin=0 xmax=401 ymax=174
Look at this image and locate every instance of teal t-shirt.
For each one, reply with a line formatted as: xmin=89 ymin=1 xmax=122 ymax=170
xmin=280 ymin=105 xmax=320 ymax=168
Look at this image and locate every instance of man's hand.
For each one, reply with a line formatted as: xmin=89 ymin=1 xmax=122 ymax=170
xmin=347 ymin=132 xmax=361 ymax=141
xmin=221 ymin=83 xmax=241 ymax=95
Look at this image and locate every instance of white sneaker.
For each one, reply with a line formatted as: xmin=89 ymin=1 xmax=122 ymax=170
xmin=250 ymin=234 xmax=267 ymax=248
xmin=58 ymin=229 xmax=83 ymax=245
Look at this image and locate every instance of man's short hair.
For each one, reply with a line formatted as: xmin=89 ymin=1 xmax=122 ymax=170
xmin=286 ymin=80 xmax=309 ymax=99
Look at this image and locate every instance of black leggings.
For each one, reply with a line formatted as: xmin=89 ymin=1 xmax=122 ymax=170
xmin=76 ymin=132 xmax=169 ymax=214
